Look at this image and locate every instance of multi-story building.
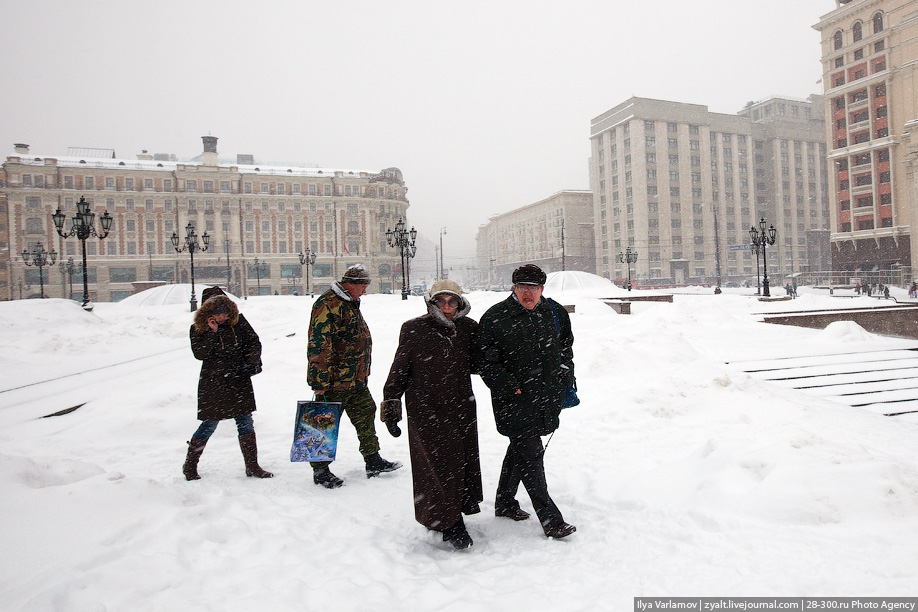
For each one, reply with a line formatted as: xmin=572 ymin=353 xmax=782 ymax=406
xmin=814 ymin=0 xmax=917 ymax=278
xmin=1 ymin=137 xmax=410 ymax=301
xmin=589 ymin=96 xmax=830 ymax=286
xmin=475 ymin=190 xmax=594 ymax=288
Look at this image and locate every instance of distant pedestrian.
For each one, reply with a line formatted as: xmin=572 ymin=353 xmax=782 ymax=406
xmin=183 ymin=287 xmax=273 ymax=481
xmin=381 ymin=280 xmax=483 ymax=549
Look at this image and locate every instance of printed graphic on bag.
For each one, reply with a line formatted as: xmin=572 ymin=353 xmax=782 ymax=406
xmin=290 ymin=400 xmax=342 ymax=463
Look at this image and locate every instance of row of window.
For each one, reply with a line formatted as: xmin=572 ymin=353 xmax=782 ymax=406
xmin=832 ymin=12 xmax=884 ymax=50
xmin=24 ymin=195 xmax=397 ymax=218
xmin=14 ymin=174 xmax=404 ymax=199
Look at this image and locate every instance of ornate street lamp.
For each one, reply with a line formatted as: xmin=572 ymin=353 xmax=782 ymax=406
xmin=749 ymin=217 xmax=777 ymax=297
xmin=617 ymin=247 xmax=638 ymax=291
xmin=59 ymin=256 xmax=75 ymax=299
xmin=171 ymin=221 xmax=209 ymax=312
xmin=52 ymin=195 xmax=113 ymax=310
xmin=21 ymin=242 xmax=56 ymax=299
xmin=299 ymin=248 xmax=317 ymax=297
xmin=386 ymin=218 xmax=417 ymax=300
xmin=252 ymin=256 xmax=268 ymax=296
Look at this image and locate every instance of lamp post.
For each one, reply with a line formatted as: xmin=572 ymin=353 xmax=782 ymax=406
xmin=386 ymin=218 xmax=417 ymax=300
xmin=52 ymin=195 xmax=113 ymax=310
xmin=298 ymin=248 xmax=317 ymax=296
xmin=749 ymin=217 xmax=777 ymax=297
xmin=171 ymin=221 xmax=209 ymax=312
xmin=21 ymin=242 xmax=56 ymax=299
xmin=439 ymin=226 xmax=447 ymax=281
xmin=252 ymin=257 xmax=268 ymax=296
xmin=59 ymin=256 xmax=75 ymax=299
xmin=617 ymin=247 xmax=638 ymax=291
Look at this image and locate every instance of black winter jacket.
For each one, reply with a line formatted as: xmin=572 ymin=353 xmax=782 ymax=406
xmin=475 ymin=295 xmax=574 ymax=439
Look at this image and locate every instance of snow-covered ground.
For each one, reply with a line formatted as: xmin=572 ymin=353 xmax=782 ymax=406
xmin=2 ymin=283 xmax=918 ymax=611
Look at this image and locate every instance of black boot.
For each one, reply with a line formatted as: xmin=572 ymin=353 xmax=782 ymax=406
xmin=442 ymin=518 xmax=473 ymax=550
xmin=313 ymin=467 xmax=344 ymax=489
xmin=183 ymin=438 xmax=207 ymax=481
xmin=238 ymin=433 xmax=274 ymax=478
xmin=365 ymin=452 xmax=402 ymax=478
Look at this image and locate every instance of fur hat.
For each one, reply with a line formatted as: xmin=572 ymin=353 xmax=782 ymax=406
xmin=340 ymin=264 xmax=371 ymax=285
xmin=429 ymin=279 xmax=462 ymax=299
xmin=512 ymin=264 xmax=546 ymax=286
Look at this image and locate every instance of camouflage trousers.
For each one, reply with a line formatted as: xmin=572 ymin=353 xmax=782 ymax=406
xmin=311 ymin=385 xmax=380 ymax=470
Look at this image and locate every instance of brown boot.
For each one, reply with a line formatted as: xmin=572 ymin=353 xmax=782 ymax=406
xmin=183 ymin=438 xmax=207 ymax=481
xmin=238 ymin=433 xmax=274 ymax=478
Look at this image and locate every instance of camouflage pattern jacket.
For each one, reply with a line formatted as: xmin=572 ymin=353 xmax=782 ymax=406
xmin=307 ymin=282 xmax=372 ymax=391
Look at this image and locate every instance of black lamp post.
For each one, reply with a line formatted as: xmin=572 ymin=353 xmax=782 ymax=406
xmin=171 ymin=221 xmax=209 ymax=312
xmin=252 ymin=257 xmax=268 ymax=296
xmin=439 ymin=226 xmax=447 ymax=281
xmin=59 ymin=256 xmax=75 ymax=299
xmin=617 ymin=247 xmax=638 ymax=291
xmin=299 ymin=248 xmax=317 ymax=297
xmin=749 ymin=217 xmax=777 ymax=298
xmin=21 ymin=242 xmax=56 ymax=299
xmin=52 ymin=195 xmax=113 ymax=310
xmin=386 ymin=218 xmax=417 ymax=300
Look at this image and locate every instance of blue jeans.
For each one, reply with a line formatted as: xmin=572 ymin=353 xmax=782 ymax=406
xmin=193 ymin=414 xmax=255 ymax=440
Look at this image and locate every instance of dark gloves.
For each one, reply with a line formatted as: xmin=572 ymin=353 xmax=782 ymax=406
xmin=237 ymin=361 xmax=263 ymax=377
xmin=380 ymin=399 xmax=402 ymax=437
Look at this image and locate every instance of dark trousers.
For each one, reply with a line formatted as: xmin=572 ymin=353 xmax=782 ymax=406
xmin=495 ymin=436 xmax=563 ymax=528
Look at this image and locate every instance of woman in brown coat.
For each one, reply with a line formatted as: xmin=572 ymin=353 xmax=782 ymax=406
xmin=182 ymin=287 xmax=273 ymax=481
xmin=381 ymin=280 xmax=482 ymax=549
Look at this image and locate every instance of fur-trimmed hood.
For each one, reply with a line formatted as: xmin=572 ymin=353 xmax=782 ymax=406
xmin=193 ymin=295 xmax=240 ymax=333
xmin=424 ymin=293 xmax=471 ymax=329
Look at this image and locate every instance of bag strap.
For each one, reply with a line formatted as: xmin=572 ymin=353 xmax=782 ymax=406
xmin=547 ymin=298 xmax=562 ymax=335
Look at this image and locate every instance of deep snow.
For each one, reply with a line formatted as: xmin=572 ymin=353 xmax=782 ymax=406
xmin=1 ymin=283 xmax=918 ymax=611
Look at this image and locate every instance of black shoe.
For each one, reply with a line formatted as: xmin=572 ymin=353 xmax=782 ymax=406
xmin=365 ymin=453 xmax=402 ymax=478
xmin=313 ymin=467 xmax=344 ymax=489
xmin=495 ymin=507 xmax=531 ymax=521
xmin=544 ymin=522 xmax=576 ymax=539
xmin=442 ymin=520 xmax=473 ymax=550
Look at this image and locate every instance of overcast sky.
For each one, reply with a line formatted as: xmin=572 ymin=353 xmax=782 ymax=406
xmin=1 ymin=0 xmax=833 ymax=270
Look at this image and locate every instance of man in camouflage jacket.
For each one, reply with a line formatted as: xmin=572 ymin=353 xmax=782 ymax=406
xmin=307 ymin=264 xmax=401 ymax=488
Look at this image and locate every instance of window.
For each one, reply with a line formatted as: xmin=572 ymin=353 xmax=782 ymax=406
xmin=220 ymin=180 xmax=231 ymax=192
xmin=834 ymin=30 xmax=843 ymax=50
xmin=203 ymin=180 xmax=214 ymax=193
xmin=186 ymin=180 xmax=197 ymax=192
xmin=875 ymin=83 xmax=886 ymax=98
xmin=873 ymin=12 xmax=883 ymax=34
xmin=853 ymin=21 xmax=862 ymax=42
xmin=854 ymin=48 xmax=864 ymax=60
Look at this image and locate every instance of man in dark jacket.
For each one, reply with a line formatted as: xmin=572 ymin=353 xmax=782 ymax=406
xmin=307 ymin=264 xmax=401 ymax=488
xmin=475 ymin=264 xmax=576 ymax=539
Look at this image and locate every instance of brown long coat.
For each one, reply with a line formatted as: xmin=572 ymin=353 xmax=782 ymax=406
xmin=190 ymin=296 xmax=262 ymax=421
xmin=383 ymin=298 xmax=483 ymax=531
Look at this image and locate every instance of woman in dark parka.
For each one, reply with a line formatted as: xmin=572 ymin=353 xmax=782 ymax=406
xmin=182 ymin=286 xmax=273 ymax=481
xmin=381 ymin=280 xmax=483 ymax=549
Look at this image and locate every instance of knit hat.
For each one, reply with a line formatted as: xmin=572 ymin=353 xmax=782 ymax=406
xmin=201 ymin=286 xmax=226 ymax=302
xmin=340 ymin=264 xmax=371 ymax=285
xmin=512 ymin=264 xmax=546 ymax=286
xmin=429 ymin=279 xmax=462 ymax=298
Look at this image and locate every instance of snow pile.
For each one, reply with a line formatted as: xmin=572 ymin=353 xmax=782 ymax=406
xmin=1 ymin=287 xmax=918 ymax=610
